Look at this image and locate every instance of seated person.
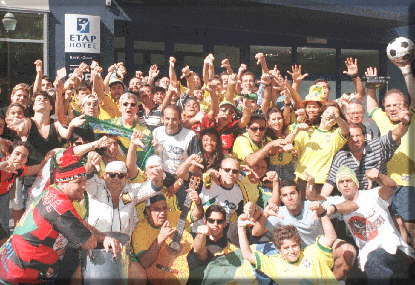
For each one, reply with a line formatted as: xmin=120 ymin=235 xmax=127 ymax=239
xmin=188 ymin=205 xmax=239 ymax=282
xmin=131 ymin=193 xmax=198 ymax=285
xmin=236 ymin=202 xmax=338 ymax=285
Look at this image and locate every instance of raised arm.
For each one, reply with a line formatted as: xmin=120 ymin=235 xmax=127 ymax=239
xmin=33 ymin=59 xmax=43 ymax=94
xmin=391 ymin=108 xmax=411 ymax=142
xmin=255 ymin=53 xmax=269 ymax=74
xmin=54 ymin=67 xmax=68 ymax=125
xmin=260 ymin=73 xmax=273 ymax=114
xmin=287 ymin=64 xmax=308 ymax=98
xmin=192 ymin=225 xmax=210 ymax=262
xmin=237 ymin=214 xmax=256 ymax=264
xmin=343 ymin=57 xmax=364 ymax=100
xmin=126 ymin=130 xmax=145 ymax=179
xmin=366 ymin=168 xmax=397 ymax=201
xmin=309 ymin=202 xmax=336 ymax=248
xmin=168 ymin=57 xmax=178 ymax=84
xmin=365 ymin=67 xmax=380 ymax=114
xmin=394 ymin=62 xmax=415 ymax=103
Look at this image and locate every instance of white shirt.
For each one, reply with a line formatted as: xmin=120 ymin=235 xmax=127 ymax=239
xmin=152 ymin=126 xmax=196 ymax=174
xmin=86 ymin=175 xmax=161 ymax=236
xmin=327 ymin=187 xmax=414 ymax=270
xmin=199 ymin=182 xmax=243 ymax=220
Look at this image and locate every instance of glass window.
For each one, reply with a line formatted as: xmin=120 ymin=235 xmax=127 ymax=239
xmin=116 ymin=51 xmax=125 ymax=62
xmin=249 ymin=46 xmax=292 ymax=77
xmin=134 ymin=40 xmax=165 ymax=51
xmin=0 ymin=42 xmax=43 ymax=93
xmin=297 ymin=47 xmax=336 ymax=75
xmin=114 ymin=37 xmax=125 ymax=49
xmin=184 ymin=55 xmax=204 ymax=71
xmin=341 ymin=49 xmax=379 ymax=71
xmin=213 ymin=45 xmax=240 ymax=72
xmin=340 ymin=80 xmax=355 ymax=96
xmin=174 ymin=43 xmax=203 ymax=53
xmin=134 ymin=52 xmax=144 ymax=66
xmin=150 ymin=54 xmax=165 ymax=67
xmin=299 ymin=80 xmax=337 ymax=102
xmin=0 ymin=11 xmax=43 ymax=40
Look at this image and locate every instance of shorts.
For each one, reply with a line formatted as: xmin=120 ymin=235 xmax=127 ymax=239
xmin=391 ymin=186 xmax=415 ymax=222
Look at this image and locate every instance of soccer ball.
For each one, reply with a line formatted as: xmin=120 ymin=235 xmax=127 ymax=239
xmin=386 ymin=37 xmax=414 ymax=65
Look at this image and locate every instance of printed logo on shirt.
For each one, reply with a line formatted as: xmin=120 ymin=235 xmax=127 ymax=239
xmin=348 ymin=214 xmax=385 ymax=241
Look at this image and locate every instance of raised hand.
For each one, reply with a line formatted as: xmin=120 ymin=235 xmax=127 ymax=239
xmin=287 ymin=64 xmax=308 ymax=83
xmin=130 ymin=130 xmax=145 ymax=148
xmin=262 ymin=171 xmax=279 ymax=183
xmin=157 ymin=221 xmax=176 ymax=244
xmin=69 ymin=115 xmax=86 ymax=128
xmin=34 ymin=59 xmax=43 ymax=73
xmin=169 ymin=56 xmax=176 ymax=66
xmin=196 ymin=224 xmax=210 ymax=235
xmin=237 ymin=213 xmax=255 ymax=228
xmin=255 ymin=53 xmax=265 ymax=65
xmin=365 ymin=66 xmax=378 ymax=77
xmin=148 ymin=64 xmax=160 ymax=79
xmin=186 ymin=188 xmax=202 ymax=205
xmin=343 ymin=57 xmax=359 ymax=78
xmin=95 ymin=135 xmax=113 ymax=149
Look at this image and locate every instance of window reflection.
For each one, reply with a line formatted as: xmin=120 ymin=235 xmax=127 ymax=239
xmin=297 ymin=47 xmax=336 ymax=75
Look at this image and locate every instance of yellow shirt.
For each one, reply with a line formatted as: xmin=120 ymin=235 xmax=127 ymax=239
xmin=237 ymin=174 xmax=260 ymax=205
xmin=234 ymin=239 xmax=337 ymax=285
xmin=131 ymin=210 xmax=192 ymax=285
xmin=232 ymin=133 xmax=266 ymax=162
xmin=370 ymin=108 xmax=415 ymax=186
xmin=108 ymin=117 xmax=153 ymax=169
xmin=294 ymin=128 xmax=346 ymax=184
xmin=98 ymin=92 xmax=121 ymax=120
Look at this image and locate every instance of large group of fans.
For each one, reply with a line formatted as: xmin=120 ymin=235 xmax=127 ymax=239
xmin=0 ymin=50 xmax=414 ymax=285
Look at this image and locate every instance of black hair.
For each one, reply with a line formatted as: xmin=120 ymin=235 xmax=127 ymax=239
xmin=198 ymin=128 xmax=224 ymax=170
xmin=205 ymin=204 xmax=227 ymax=220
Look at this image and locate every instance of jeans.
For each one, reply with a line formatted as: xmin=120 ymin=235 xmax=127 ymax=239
xmin=364 ymin=248 xmax=411 ymax=285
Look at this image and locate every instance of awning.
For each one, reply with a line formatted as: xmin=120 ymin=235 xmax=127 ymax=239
xmin=0 ymin=0 xmax=49 ymax=12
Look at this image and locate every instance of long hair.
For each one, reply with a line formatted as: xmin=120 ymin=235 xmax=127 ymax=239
xmin=199 ymin=128 xmax=223 ymax=170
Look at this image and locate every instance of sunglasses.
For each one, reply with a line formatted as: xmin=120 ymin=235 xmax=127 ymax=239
xmin=207 ymin=218 xmax=225 ymax=225
xmin=249 ymin=127 xmax=266 ymax=132
xmin=107 ymin=173 xmax=127 ymax=179
xmin=222 ymin=168 xmax=239 ymax=174
xmin=123 ymin=102 xmax=137 ymax=107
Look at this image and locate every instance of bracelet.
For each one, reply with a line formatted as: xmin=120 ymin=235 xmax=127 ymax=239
xmin=317 ymin=209 xmax=327 ymax=218
xmin=331 ymin=204 xmax=337 ymax=214
xmin=350 ymin=74 xmax=359 ymax=79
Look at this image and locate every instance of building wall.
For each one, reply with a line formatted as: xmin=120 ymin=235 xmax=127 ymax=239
xmin=48 ymin=0 xmax=117 ymax=78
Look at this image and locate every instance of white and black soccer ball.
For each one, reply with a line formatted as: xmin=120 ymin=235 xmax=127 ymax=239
xmin=386 ymin=37 xmax=414 ymax=65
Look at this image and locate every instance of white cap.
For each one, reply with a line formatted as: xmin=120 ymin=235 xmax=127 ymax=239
xmin=81 ymin=94 xmax=99 ymax=106
xmin=105 ymin=161 xmax=127 ymax=173
xmin=145 ymin=155 xmax=162 ymax=169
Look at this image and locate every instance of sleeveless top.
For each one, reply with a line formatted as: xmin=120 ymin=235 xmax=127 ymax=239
xmin=26 ymin=119 xmax=62 ymax=165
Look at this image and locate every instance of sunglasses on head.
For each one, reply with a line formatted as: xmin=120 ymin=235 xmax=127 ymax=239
xmin=123 ymin=102 xmax=137 ymax=107
xmin=249 ymin=126 xmax=265 ymax=132
xmin=107 ymin=173 xmax=127 ymax=179
xmin=207 ymin=218 xmax=225 ymax=225
xmin=222 ymin=168 xmax=239 ymax=174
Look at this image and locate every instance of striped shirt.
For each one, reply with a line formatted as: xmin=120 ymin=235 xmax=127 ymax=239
xmin=327 ymin=131 xmax=400 ymax=190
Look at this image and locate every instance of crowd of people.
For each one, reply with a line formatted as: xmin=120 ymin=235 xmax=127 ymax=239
xmin=0 ymin=50 xmax=414 ymax=285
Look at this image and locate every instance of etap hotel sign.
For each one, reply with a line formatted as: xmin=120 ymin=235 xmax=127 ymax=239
xmin=65 ymin=14 xmax=100 ymax=53
xmin=64 ymin=14 xmax=100 ymax=80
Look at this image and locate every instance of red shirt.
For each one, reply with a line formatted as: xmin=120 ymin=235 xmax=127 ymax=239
xmin=200 ymin=115 xmax=241 ymax=153
xmin=0 ymin=165 xmax=27 ymax=195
